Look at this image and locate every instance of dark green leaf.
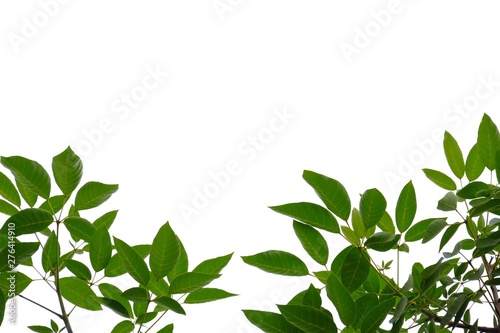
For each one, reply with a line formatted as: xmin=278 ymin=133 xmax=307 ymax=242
xmin=153 ymin=296 xmax=186 ymax=314
xmin=150 ymin=222 xmax=180 ymax=280
xmin=242 ymin=250 xmax=308 ymax=276
xmin=52 ymin=147 xmax=83 ymax=196
xmin=270 ymin=202 xmax=339 ymax=233
xmin=94 ymin=210 xmax=118 ymax=230
xmin=75 ymin=181 xmax=118 ymax=211
xmin=341 ymin=247 xmax=370 ymax=292
xmin=1 ymin=156 xmax=51 ymax=199
xmin=65 ymin=259 xmax=92 ymax=281
xmin=104 ymin=244 xmax=151 ymax=277
xmin=278 ymin=305 xmax=337 ymax=333
xmin=457 ymin=182 xmax=490 ymax=199
xmin=111 ymin=320 xmax=135 ymax=333
xmin=0 ymin=271 xmax=32 ymax=298
xmin=301 ymin=284 xmax=322 ymax=308
xmin=97 ymin=297 xmax=130 ymax=318
xmin=365 ymin=232 xmax=400 ymax=252
xmin=243 ymin=310 xmax=305 ymax=333
xmin=28 ymin=326 xmax=52 ymax=333
xmin=360 ymin=188 xmax=387 ymax=229
xmin=169 ymin=272 xmax=220 ymax=294
xmin=0 ymin=208 xmax=53 ymax=235
xmin=423 ymin=219 xmax=447 ymax=243
xmin=121 ymin=287 xmax=149 ymax=304
xmin=444 ymin=131 xmax=465 ymax=178
xmin=326 ymin=273 xmax=356 ymax=326
xmin=422 ymin=169 xmax=456 ymax=191
xmin=39 ymin=195 xmax=65 ymax=215
xmin=113 ymin=237 xmax=150 ymax=286
xmin=0 ymin=171 xmax=20 ymax=206
xmin=90 ymin=225 xmax=112 ymax=272
xmin=192 ymin=252 xmax=233 ymax=275
xmin=184 ymin=288 xmax=237 ymax=304
xmin=477 ymin=114 xmax=500 ymax=170
xmin=157 ymin=324 xmax=174 ymax=333
xmin=16 ymin=179 xmax=37 ymax=207
xmin=293 ymin=221 xmax=328 ymax=265
xmin=396 ymin=181 xmax=417 ymax=233
xmin=405 ymin=218 xmax=442 ymax=242
xmin=437 ymin=192 xmax=458 ymax=211
xmin=41 ymin=231 xmax=59 ymax=273
xmin=0 ymin=241 xmax=39 ymax=271
xmin=0 ymin=199 xmax=18 ymax=216
xmin=59 ymin=277 xmax=102 ymax=310
xmin=166 ymin=236 xmax=189 ymax=281
xmin=359 ymin=298 xmax=395 ymax=333
xmin=303 ymin=170 xmax=351 ymax=220
xmin=439 ymin=223 xmax=460 ymax=251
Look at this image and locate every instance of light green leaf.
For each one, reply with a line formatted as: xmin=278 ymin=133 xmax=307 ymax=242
xmin=465 ymin=144 xmax=485 ymax=181
xmin=64 ymin=216 xmax=96 ymax=242
xmin=184 ymin=288 xmax=237 ymax=304
xmin=444 ymin=131 xmax=465 ymax=178
xmin=75 ymin=181 xmax=118 ymax=211
xmin=111 ymin=320 xmax=135 ymax=333
xmin=360 ymin=188 xmax=387 ymax=229
xmin=153 ymin=295 xmax=186 ymax=314
xmin=377 ymin=211 xmax=395 ymax=234
xmin=169 ymin=272 xmax=220 ymax=294
xmin=94 ymin=210 xmax=118 ymax=230
xmin=242 ymin=250 xmax=309 ymax=276
xmin=351 ymin=208 xmax=366 ymax=238
xmin=437 ymin=192 xmax=458 ymax=212
xmin=90 ymin=225 xmax=112 ymax=272
xmin=422 ymin=169 xmax=456 ymax=191
xmin=395 ymin=181 xmax=417 ymax=232
xmin=0 ymin=172 xmax=20 ymax=207
xmin=52 ymin=147 xmax=83 ymax=196
xmin=302 ymin=170 xmax=351 ymax=220
xmin=0 ymin=199 xmax=18 ymax=216
xmin=326 ymin=273 xmax=356 ymax=326
xmin=477 ymin=113 xmax=500 ymax=170
xmin=341 ymin=247 xmax=370 ymax=292
xmin=104 ymin=244 xmax=151 ymax=277
xmin=1 ymin=156 xmax=51 ymax=199
xmin=278 ymin=305 xmax=337 ymax=333
xmin=341 ymin=226 xmax=360 ymax=246
xmin=243 ymin=310 xmax=305 ymax=333
xmin=365 ymin=232 xmax=400 ymax=252
xmin=293 ymin=221 xmax=328 ymax=265
xmin=270 ymin=202 xmax=339 ymax=233
xmin=113 ymin=237 xmax=150 ymax=286
xmin=16 ymin=178 xmax=37 ymax=207
xmin=39 ymin=195 xmax=65 ymax=215
xmin=150 ymin=222 xmax=180 ymax=280
xmin=192 ymin=252 xmax=232 ymax=275
xmin=59 ymin=277 xmax=102 ymax=311
xmin=0 ymin=208 xmax=53 ymax=235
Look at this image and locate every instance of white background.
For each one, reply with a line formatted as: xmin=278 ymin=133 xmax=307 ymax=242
xmin=1 ymin=1 xmax=500 ymax=332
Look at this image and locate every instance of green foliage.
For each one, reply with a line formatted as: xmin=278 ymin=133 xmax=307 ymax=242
xmin=243 ymin=114 xmax=500 ymax=332
xmin=0 ymin=147 xmax=234 ymax=332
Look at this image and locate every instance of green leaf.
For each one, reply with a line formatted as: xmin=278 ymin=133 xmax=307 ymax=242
xmin=147 ymin=273 xmax=170 ymax=297
xmin=0 ymin=208 xmax=53 ymax=235
xmin=365 ymin=232 xmax=400 ymax=252
xmin=111 ymin=320 xmax=135 ymax=333
xmin=441 ymin=294 xmax=467 ymax=328
xmin=75 ymin=181 xmax=118 ymax=211
xmin=153 ymin=295 xmax=186 ymax=314
xmin=0 ymin=171 xmax=21 ymax=206
xmin=121 ymin=287 xmax=149 ymax=304
xmin=341 ymin=247 xmax=370 ymax=292
xmin=437 ymin=192 xmax=458 ymax=211
xmin=360 ymin=188 xmax=387 ymax=229
xmin=0 ymin=241 xmax=39 ymax=271
xmin=302 ymin=170 xmax=351 ymax=220
xmin=422 ymin=169 xmax=456 ymax=190
xmin=64 ymin=216 xmax=96 ymax=242
xmin=97 ymin=297 xmax=130 ymax=318
xmin=184 ymin=288 xmax=237 ymax=304
xmin=301 ymin=284 xmax=322 ymax=308
xmin=98 ymin=283 xmax=133 ymax=318
xmin=377 ymin=211 xmax=395 ymax=234
xmin=1 ymin=156 xmax=51 ymax=199
xmin=444 ymin=131 xmax=465 ymax=178
xmin=405 ymin=218 xmax=442 ymax=242
xmin=278 ymin=305 xmax=337 ymax=333
xmin=359 ymin=297 xmax=395 ymax=333
xmin=59 ymin=277 xmax=102 ymax=310
xmin=104 ymin=244 xmax=151 ymax=277
xmin=423 ymin=219 xmax=448 ymax=243
xmin=90 ymin=225 xmax=112 ymax=272
xmin=65 ymin=259 xmax=92 ymax=281
xmin=457 ymin=182 xmax=489 ymax=199
xmin=270 ymin=202 xmax=339 ymax=233
xmin=0 ymin=271 xmax=32 ymax=298
xmin=157 ymin=324 xmax=174 ymax=333
xmin=243 ymin=310 xmax=305 ymax=333
xmin=28 ymin=326 xmax=53 ymax=333
xmin=94 ymin=210 xmax=119 ymax=230
xmin=465 ymin=144 xmax=485 ymax=181
xmin=39 ymin=195 xmax=65 ymax=215
xmin=293 ymin=221 xmax=328 ymax=265
xmin=496 ymin=150 xmax=500 ymax=184
xmin=52 ymin=147 xmax=83 ymax=196
xmin=113 ymin=237 xmax=150 ymax=286
xmin=50 ymin=320 xmax=58 ymax=332
xmin=192 ymin=252 xmax=233 ymax=275
xmin=439 ymin=223 xmax=460 ymax=251
xmin=390 ymin=297 xmax=408 ymax=324
xmin=150 ymin=222 xmax=180 ymax=280
xmin=341 ymin=226 xmax=360 ymax=246
xmin=477 ymin=114 xmax=500 ymax=170
xmin=16 ymin=178 xmax=37 ymax=207
xmin=242 ymin=250 xmax=309 ymax=276
xmin=396 ymin=181 xmax=417 ymax=232
xmin=167 ymin=236 xmax=189 ymax=281
xmin=351 ymin=208 xmax=366 ymax=238
xmin=326 ymin=273 xmax=356 ymax=326
xmin=169 ymin=272 xmax=220 ymax=294
xmin=0 ymin=291 xmax=5 ymax=326
xmin=41 ymin=231 xmax=59 ymax=273
xmin=0 ymin=199 xmax=18 ymax=216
